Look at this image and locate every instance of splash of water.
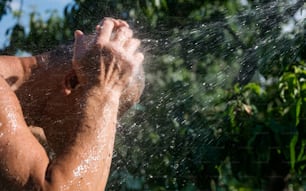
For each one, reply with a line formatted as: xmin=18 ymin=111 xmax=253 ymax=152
xmin=112 ymin=0 xmax=305 ymax=190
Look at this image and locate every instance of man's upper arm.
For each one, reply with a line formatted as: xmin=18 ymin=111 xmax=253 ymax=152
xmin=0 ymin=56 xmax=37 ymax=90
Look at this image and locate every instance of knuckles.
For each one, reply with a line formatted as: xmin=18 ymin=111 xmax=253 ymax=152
xmin=73 ymin=18 xmax=144 ymax=92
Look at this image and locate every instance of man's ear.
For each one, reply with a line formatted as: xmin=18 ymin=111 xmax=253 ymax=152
xmin=62 ymin=70 xmax=79 ymax=95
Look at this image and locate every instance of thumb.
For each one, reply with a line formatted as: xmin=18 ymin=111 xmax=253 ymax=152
xmin=73 ymin=30 xmax=86 ymax=61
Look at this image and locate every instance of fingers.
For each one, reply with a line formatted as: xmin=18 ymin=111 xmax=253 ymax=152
xmin=96 ymin=19 xmax=115 ymax=47
xmin=96 ymin=18 xmax=131 ymax=47
xmin=98 ymin=17 xmax=129 ymax=28
xmin=73 ymin=30 xmax=85 ymax=61
xmin=134 ymin=52 xmax=144 ymax=64
xmin=71 ymin=17 xmax=144 ymax=91
xmin=123 ymin=38 xmax=144 ymax=72
xmin=112 ymin=27 xmax=133 ymax=46
xmin=74 ymin=17 xmax=143 ymax=66
xmin=124 ymin=38 xmax=140 ymax=53
xmin=96 ymin=18 xmax=143 ymax=63
xmin=132 ymin=52 xmax=144 ymax=74
xmin=110 ymin=18 xmax=129 ymax=28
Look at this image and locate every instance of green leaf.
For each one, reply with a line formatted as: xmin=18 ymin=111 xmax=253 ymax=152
xmin=295 ymin=98 xmax=302 ymax=126
xmin=290 ymin=134 xmax=298 ymax=169
xmin=244 ymin=83 xmax=262 ymax=95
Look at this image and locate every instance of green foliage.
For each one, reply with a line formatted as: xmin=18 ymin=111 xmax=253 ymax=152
xmin=0 ymin=0 xmax=305 ymax=190
xmin=221 ymin=61 xmax=306 ymax=189
xmin=0 ymin=0 xmax=12 ymax=21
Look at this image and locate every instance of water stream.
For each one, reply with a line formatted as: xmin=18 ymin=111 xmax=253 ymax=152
xmin=109 ymin=1 xmax=305 ymax=190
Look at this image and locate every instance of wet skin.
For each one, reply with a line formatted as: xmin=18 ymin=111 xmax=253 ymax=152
xmin=0 ymin=18 xmax=144 ymax=190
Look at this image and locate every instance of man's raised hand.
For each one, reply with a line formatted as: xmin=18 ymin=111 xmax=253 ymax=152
xmin=72 ymin=18 xmax=144 ymax=93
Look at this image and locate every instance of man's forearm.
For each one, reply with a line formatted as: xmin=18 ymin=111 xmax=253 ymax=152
xmin=43 ymin=88 xmax=121 ymax=191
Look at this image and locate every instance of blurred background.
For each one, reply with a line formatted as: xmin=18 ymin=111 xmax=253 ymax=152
xmin=0 ymin=0 xmax=305 ymax=190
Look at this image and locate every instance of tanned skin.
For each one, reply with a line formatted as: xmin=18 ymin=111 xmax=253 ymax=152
xmin=0 ymin=18 xmax=144 ymax=190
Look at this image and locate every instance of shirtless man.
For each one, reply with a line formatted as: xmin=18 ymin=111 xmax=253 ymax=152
xmin=0 ymin=17 xmax=144 ymax=190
